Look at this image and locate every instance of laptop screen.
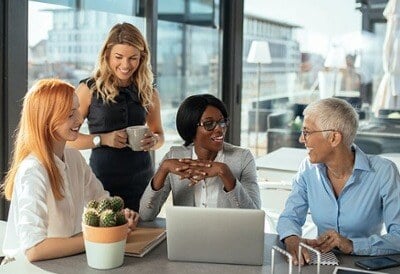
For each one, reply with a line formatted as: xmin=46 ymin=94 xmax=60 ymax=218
xmin=166 ymin=206 xmax=265 ymax=266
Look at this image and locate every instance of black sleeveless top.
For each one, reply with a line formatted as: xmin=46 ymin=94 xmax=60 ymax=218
xmin=83 ymin=78 xmax=153 ymax=211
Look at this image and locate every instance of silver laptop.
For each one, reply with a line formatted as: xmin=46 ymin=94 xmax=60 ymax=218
xmin=166 ymin=206 xmax=265 ymax=265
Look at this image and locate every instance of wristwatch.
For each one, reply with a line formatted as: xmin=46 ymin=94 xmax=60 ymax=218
xmin=93 ymin=135 xmax=101 ymax=147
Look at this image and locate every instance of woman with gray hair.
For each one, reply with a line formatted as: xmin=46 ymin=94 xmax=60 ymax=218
xmin=277 ymin=97 xmax=400 ymax=265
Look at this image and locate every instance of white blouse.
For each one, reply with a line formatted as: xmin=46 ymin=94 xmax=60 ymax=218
xmin=2 ymin=147 xmax=108 ymax=257
xmin=193 ymin=147 xmax=224 ymax=208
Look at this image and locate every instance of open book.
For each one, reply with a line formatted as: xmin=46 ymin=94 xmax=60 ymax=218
xmin=125 ymin=227 xmax=166 ymax=257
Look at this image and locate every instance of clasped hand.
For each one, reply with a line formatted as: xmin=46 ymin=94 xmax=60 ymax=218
xmin=168 ymin=158 xmax=220 ymax=185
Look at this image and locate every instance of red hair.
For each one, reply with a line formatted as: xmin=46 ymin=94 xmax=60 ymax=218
xmin=3 ymin=79 xmax=75 ymax=200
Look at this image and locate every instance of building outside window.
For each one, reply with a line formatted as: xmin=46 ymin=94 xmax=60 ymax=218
xmin=242 ymin=0 xmax=390 ymax=157
xmin=28 ymin=0 xmax=221 ymax=165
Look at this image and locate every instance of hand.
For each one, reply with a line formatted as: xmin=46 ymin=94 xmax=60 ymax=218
xmin=124 ymin=208 xmax=139 ymax=234
xmin=283 ymin=235 xmax=311 ymax=266
xmin=151 ymin=159 xmax=194 ymax=190
xmin=100 ymin=130 xmax=128 ymax=149
xmin=140 ymin=132 xmax=158 ymax=151
xmin=310 ymin=230 xmax=353 ymax=254
xmin=178 ymin=159 xmax=236 ymax=190
xmin=176 ymin=159 xmax=211 ymax=185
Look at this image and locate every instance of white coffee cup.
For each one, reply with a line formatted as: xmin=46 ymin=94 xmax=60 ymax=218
xmin=126 ymin=125 xmax=150 ymax=151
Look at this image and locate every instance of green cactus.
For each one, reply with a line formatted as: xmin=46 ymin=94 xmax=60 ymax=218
xmin=110 ymin=196 xmax=124 ymax=212
xmin=99 ymin=209 xmax=117 ymax=227
xmin=115 ymin=211 xmax=127 ymax=225
xmin=82 ymin=196 xmax=127 ymax=227
xmin=83 ymin=208 xmax=100 ymax=226
xmin=97 ymin=198 xmax=112 ymax=213
xmin=86 ymin=199 xmax=99 ymax=210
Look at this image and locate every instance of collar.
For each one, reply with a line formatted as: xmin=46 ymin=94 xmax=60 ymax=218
xmin=53 ymin=151 xmax=68 ymax=172
xmin=191 ymin=146 xmax=224 ymax=162
xmin=316 ymin=144 xmax=372 ymax=173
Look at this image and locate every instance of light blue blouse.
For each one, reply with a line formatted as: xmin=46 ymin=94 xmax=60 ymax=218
xmin=277 ymin=145 xmax=400 ymax=255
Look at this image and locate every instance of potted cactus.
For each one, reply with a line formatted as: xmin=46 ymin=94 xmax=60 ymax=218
xmin=82 ymin=196 xmax=128 ymax=270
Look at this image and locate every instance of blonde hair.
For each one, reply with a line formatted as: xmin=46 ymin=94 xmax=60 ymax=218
xmin=92 ymin=22 xmax=154 ymax=109
xmin=3 ymin=79 xmax=75 ymax=200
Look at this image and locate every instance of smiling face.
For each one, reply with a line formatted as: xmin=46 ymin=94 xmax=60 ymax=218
xmin=193 ymin=106 xmax=227 ymax=159
xmin=108 ymin=44 xmax=141 ymax=86
xmin=54 ymin=94 xmax=82 ymax=142
xmin=300 ymin=115 xmax=334 ymax=164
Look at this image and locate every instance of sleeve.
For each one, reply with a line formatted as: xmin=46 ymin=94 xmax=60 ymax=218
xmin=15 ymin=166 xmax=50 ymax=253
xmin=223 ymin=149 xmax=261 ymax=209
xmin=79 ymin=152 xmax=109 ymax=203
xmin=277 ymin=160 xmax=310 ymax=241
xmin=139 ymin=152 xmax=173 ymax=221
xmin=352 ymin=161 xmax=400 ymax=255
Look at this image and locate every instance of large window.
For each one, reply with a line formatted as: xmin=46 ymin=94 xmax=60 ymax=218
xmin=242 ymin=0 xmax=389 ymax=157
xmin=29 ymin=0 xmax=146 ymax=161
xmin=28 ymin=0 xmax=222 ymax=165
xmin=156 ymin=19 xmax=221 ymax=160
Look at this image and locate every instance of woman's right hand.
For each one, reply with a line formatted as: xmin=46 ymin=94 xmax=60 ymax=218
xmin=284 ymin=235 xmax=311 ymax=266
xmin=151 ymin=159 xmax=193 ymax=190
xmin=99 ymin=129 xmax=128 ymax=149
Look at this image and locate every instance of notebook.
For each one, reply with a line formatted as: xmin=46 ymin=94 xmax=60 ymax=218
xmin=125 ymin=227 xmax=166 ymax=257
xmin=166 ymin=206 xmax=265 ymax=265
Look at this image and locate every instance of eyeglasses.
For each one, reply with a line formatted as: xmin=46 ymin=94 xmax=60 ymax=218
xmin=301 ymin=129 xmax=336 ymax=140
xmin=197 ymin=118 xmax=230 ymax=131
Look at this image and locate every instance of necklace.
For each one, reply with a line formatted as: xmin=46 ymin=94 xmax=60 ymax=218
xmin=327 ymin=168 xmax=350 ymax=180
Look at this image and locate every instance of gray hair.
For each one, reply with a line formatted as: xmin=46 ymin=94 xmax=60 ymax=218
xmin=303 ymin=98 xmax=359 ymax=147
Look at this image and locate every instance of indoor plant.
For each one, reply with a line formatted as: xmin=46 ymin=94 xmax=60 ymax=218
xmin=82 ymin=196 xmax=128 ymax=270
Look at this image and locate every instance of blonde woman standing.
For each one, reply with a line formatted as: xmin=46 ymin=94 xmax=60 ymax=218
xmin=68 ymin=23 xmax=164 ymax=211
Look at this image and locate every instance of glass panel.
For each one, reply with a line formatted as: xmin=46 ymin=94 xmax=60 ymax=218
xmin=29 ymin=0 xmax=221 ymax=166
xmin=29 ymin=0 xmax=145 ymax=162
xmin=242 ymin=1 xmax=387 ymax=157
xmin=157 ymin=0 xmax=216 ymax=27
xmin=155 ymin=12 xmax=222 ymax=163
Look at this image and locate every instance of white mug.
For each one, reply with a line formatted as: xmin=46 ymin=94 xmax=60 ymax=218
xmin=126 ymin=125 xmax=150 ymax=151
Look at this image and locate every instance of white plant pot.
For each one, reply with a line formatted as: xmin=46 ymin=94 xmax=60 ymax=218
xmin=82 ymin=223 xmax=128 ymax=270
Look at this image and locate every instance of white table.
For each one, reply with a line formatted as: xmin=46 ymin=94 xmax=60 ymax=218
xmin=256 ymin=147 xmax=307 ymax=182
xmin=379 ymin=153 xmax=400 ymax=170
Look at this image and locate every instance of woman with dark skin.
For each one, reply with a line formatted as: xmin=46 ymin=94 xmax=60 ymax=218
xmin=139 ymin=94 xmax=260 ymax=221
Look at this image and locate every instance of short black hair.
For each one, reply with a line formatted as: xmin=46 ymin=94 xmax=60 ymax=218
xmin=176 ymin=94 xmax=228 ymax=146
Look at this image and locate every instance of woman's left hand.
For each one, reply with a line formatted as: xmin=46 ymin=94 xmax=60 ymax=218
xmin=141 ymin=133 xmax=158 ymax=151
xmin=124 ymin=208 xmax=140 ymax=233
xmin=304 ymin=230 xmax=353 ymax=254
xmin=178 ymin=159 xmax=236 ymax=191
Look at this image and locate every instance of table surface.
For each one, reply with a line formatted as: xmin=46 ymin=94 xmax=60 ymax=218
xmin=29 ymin=220 xmax=400 ymax=274
xmin=256 ymin=147 xmax=400 ymax=172
xmin=256 ymin=147 xmax=308 ymax=172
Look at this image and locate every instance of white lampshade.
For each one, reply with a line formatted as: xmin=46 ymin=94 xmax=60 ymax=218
xmin=247 ymin=41 xmax=272 ymax=64
xmin=324 ymin=45 xmax=347 ymax=69
xmin=354 ymin=54 xmax=361 ymax=68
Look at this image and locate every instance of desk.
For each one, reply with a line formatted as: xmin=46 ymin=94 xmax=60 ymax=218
xmin=256 ymin=147 xmax=307 ymax=182
xmin=31 ymin=230 xmax=400 ymax=274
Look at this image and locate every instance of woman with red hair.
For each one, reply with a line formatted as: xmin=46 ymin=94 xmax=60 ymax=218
xmin=2 ymin=79 xmax=138 ymax=262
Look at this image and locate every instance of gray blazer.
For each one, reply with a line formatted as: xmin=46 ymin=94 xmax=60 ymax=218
xmin=139 ymin=143 xmax=261 ymax=221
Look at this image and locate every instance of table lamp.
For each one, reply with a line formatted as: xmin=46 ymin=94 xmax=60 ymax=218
xmin=324 ymin=45 xmax=347 ymax=96
xmin=247 ymin=40 xmax=272 ymax=156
